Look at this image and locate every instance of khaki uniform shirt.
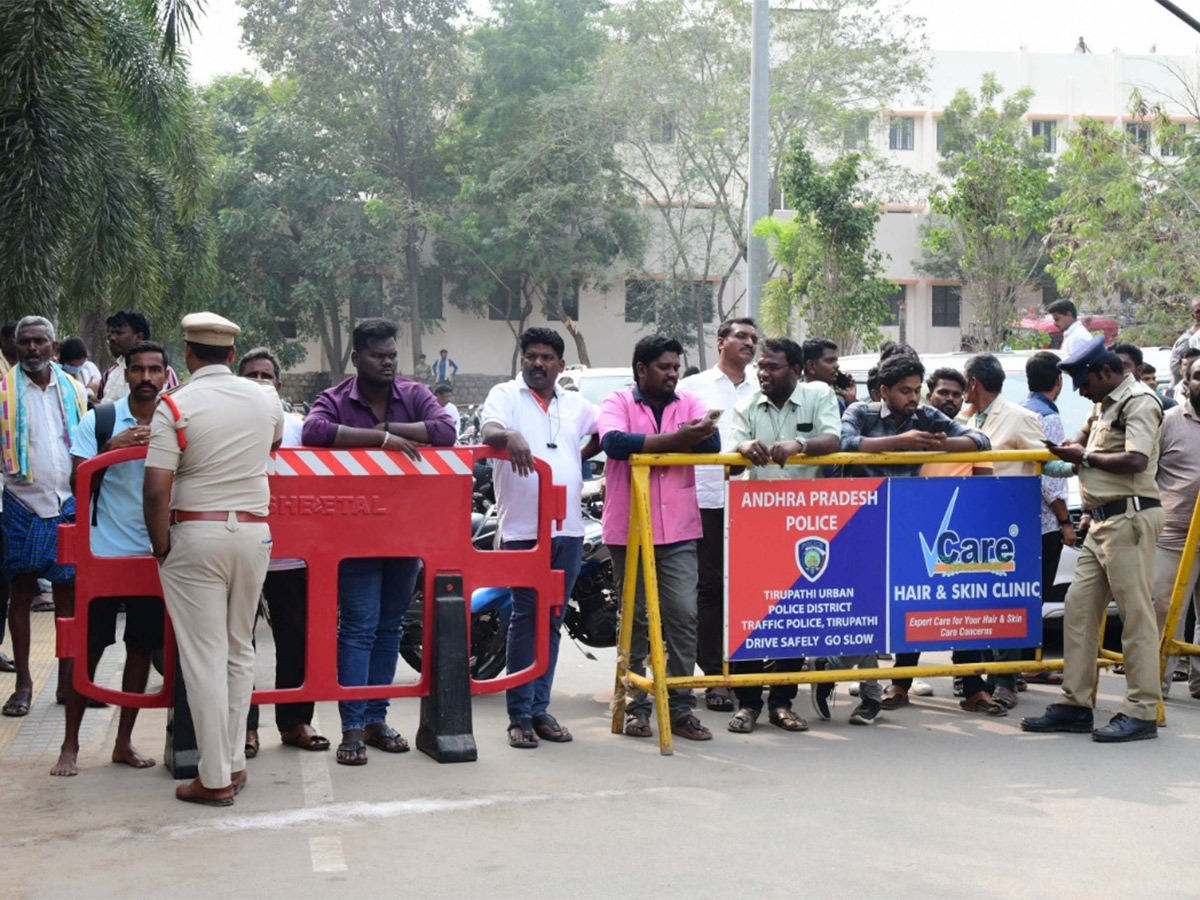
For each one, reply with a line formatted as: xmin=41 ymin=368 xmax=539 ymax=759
xmin=1079 ymin=375 xmax=1163 ymax=510
xmin=1156 ymin=401 xmax=1200 ymax=551
xmin=730 ymin=382 xmax=841 ymax=481
xmin=145 ymin=364 xmax=284 ymax=516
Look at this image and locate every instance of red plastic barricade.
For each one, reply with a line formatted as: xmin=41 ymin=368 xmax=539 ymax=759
xmin=56 ymin=445 xmax=566 ymax=706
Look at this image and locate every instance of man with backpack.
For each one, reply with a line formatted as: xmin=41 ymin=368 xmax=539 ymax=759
xmin=54 ymin=342 xmax=169 ymax=776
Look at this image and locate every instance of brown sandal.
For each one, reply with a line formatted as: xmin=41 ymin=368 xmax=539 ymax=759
xmin=960 ymin=692 xmax=1008 ymax=717
xmin=244 ymin=730 xmax=260 ymax=759
xmin=280 ymin=725 xmax=331 ymax=751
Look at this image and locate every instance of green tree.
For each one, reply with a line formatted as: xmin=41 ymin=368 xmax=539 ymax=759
xmin=0 ymin=0 xmax=214 ymax=345
xmin=201 ymin=74 xmax=406 ymax=377
xmin=1047 ymin=107 xmax=1200 ymax=344
xmin=241 ymin=0 xmax=467 ymax=370
xmin=919 ymin=75 xmax=1054 ymax=350
xmin=435 ymin=0 xmax=645 ymax=373
xmin=754 ymin=137 xmax=892 ymax=351
xmin=594 ymin=0 xmax=925 ymax=365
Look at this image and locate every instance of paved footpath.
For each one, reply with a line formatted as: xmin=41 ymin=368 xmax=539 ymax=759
xmin=2 ymin=611 xmax=1199 ymax=899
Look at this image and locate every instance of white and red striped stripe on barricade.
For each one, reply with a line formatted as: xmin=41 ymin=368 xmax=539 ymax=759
xmin=269 ymin=447 xmax=476 ymax=477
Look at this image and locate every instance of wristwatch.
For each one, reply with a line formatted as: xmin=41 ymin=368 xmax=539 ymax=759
xmin=796 ymin=437 xmax=809 ymax=456
xmin=1081 ymin=451 xmax=1092 ymax=468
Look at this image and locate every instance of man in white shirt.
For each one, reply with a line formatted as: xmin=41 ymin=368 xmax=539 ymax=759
xmin=678 ymin=317 xmax=759 ymax=712
xmin=1 ymin=317 xmax=89 ymax=719
xmin=481 ymin=327 xmax=600 ymax=748
xmin=98 ymin=310 xmax=179 ymax=402
xmin=1048 ymin=299 xmax=1093 ymax=355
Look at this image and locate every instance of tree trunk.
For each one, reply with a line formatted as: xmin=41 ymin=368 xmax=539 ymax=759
xmin=563 ymin=317 xmax=591 ymax=367
xmin=692 ymin=282 xmax=707 ymax=369
xmin=80 ymin=304 xmax=111 ymax=368
xmin=404 ymin=226 xmax=424 ymax=372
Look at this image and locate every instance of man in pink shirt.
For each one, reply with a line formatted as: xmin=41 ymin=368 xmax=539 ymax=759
xmin=599 ymin=335 xmax=721 ymax=741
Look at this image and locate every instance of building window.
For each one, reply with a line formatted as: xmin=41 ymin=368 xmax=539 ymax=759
xmin=351 ymin=272 xmax=384 ymax=319
xmin=624 ymin=278 xmax=715 ymax=324
xmin=889 ymin=116 xmax=915 ymax=151
xmin=842 ymin=115 xmax=870 ymax=151
xmin=935 ymin=119 xmax=945 ymax=152
xmin=419 ymin=267 xmax=443 ymax=320
xmin=488 ymin=276 xmax=524 ymax=321
xmin=883 ymin=287 xmax=904 ymax=326
xmin=1032 ymin=120 xmax=1057 ymax=153
xmin=650 ymin=108 xmax=675 ymax=145
xmin=1161 ymin=124 xmax=1185 ymax=157
xmin=545 ymin=277 xmax=581 ymax=322
xmin=1126 ymin=122 xmax=1150 ymax=151
xmin=931 ymin=285 xmax=961 ymax=328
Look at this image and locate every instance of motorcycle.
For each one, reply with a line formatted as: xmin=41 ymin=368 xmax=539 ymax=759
xmin=399 ymin=469 xmax=616 ymax=679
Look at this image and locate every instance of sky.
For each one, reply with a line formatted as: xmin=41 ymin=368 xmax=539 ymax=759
xmin=185 ymin=0 xmax=1200 ymax=84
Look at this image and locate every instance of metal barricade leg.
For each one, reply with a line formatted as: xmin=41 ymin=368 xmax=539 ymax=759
xmin=416 ymin=574 xmax=478 ymax=763
xmin=1156 ymin=490 xmax=1200 ymax=726
xmin=629 ymin=468 xmax=674 ymax=757
xmin=611 ymin=519 xmax=642 ymax=735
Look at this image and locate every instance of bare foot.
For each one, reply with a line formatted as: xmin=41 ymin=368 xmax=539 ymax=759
xmin=112 ymin=743 xmax=156 ymax=768
xmin=51 ymin=746 xmax=79 ymax=777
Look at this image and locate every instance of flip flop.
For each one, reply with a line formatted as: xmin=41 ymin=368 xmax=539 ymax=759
xmin=2 ymin=689 xmax=31 ymax=717
xmin=335 ymin=739 xmax=368 ymax=766
xmin=364 ymin=725 xmax=409 ymax=753
xmin=508 ymin=720 xmax=538 ymax=749
xmin=531 ymin=713 xmax=572 ymax=743
xmin=280 ymin=727 xmax=331 ymax=752
xmin=769 ymin=707 xmax=809 ymax=732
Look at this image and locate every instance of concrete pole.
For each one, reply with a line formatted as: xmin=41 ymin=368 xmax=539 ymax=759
xmin=746 ymin=0 xmax=769 ymax=321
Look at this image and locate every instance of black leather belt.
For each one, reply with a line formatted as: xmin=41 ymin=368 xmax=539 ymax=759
xmin=1087 ymin=496 xmax=1161 ymax=522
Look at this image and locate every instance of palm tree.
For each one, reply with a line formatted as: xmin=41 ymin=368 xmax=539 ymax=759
xmin=0 ymin=0 xmax=213 ymax=337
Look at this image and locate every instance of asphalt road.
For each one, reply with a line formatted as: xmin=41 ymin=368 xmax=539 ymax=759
xmin=2 ymin=630 xmax=1198 ymax=899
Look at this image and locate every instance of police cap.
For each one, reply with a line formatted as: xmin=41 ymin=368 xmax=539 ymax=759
xmin=181 ymin=312 xmax=241 ymax=347
xmin=1056 ymin=334 xmax=1108 ymax=390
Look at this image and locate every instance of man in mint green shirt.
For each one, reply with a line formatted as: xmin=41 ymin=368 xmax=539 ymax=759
xmin=727 ymin=337 xmax=840 ymax=733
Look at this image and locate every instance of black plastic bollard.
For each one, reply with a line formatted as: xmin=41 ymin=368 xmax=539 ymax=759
xmin=164 ymin=653 xmax=200 ymax=780
xmin=416 ymin=573 xmax=478 ymax=763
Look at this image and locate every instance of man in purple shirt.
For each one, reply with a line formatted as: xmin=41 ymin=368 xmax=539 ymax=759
xmin=599 ymin=335 xmax=720 ymax=742
xmin=302 ymin=318 xmax=456 ymax=766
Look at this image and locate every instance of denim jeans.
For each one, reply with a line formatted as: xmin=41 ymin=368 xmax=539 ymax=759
xmin=503 ymin=536 xmax=583 ymax=722
xmin=337 ymin=557 xmax=420 ymax=733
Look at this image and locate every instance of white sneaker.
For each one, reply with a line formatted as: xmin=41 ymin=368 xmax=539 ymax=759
xmin=911 ymin=679 xmax=934 ymax=697
xmin=849 ymin=684 xmax=860 ymax=697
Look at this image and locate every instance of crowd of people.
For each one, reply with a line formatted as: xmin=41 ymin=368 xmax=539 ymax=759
xmin=0 ymin=300 xmax=1197 ymax=805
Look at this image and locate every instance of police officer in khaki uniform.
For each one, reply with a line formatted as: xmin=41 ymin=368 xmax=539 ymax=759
xmin=1023 ymin=335 xmax=1165 ymax=743
xmin=144 ymin=313 xmax=284 ymax=805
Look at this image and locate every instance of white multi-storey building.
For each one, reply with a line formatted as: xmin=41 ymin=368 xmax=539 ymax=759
xmin=286 ymin=48 xmax=1199 ymax=384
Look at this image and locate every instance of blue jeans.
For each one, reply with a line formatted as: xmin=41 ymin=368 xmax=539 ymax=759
xmin=337 ymin=557 xmax=420 ymax=733
xmin=504 ymin=536 xmax=583 ymax=722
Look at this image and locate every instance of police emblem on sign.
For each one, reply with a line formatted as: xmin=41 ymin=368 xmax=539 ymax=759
xmin=795 ymin=537 xmax=829 ymax=582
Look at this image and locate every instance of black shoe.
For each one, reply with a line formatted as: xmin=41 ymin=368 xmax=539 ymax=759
xmin=1092 ymin=713 xmax=1157 ymax=743
xmin=849 ymin=699 xmax=880 ymax=725
xmin=1020 ymin=703 xmax=1094 ymax=733
xmin=811 ymin=681 xmax=834 ymax=721
xmin=952 ymin=676 xmax=965 ymax=697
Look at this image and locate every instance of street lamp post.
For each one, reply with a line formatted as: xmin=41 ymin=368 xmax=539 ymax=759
xmin=746 ymin=0 xmax=770 ymax=321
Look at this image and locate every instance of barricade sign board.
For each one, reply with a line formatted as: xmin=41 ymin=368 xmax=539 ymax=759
xmin=725 ymin=476 xmax=1042 ymax=660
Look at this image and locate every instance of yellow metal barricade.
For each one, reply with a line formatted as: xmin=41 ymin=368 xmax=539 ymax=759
xmin=1156 ymin=476 xmax=1200 ymax=723
xmin=608 ymin=449 xmax=1157 ymax=756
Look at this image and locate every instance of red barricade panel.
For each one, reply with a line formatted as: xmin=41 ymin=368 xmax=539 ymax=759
xmin=57 ymin=445 xmax=565 ymax=706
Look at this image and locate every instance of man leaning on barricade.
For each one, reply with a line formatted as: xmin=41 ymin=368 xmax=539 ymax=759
xmin=1024 ymin=336 xmax=1166 ymax=743
xmin=840 ymin=352 xmax=999 ymax=717
xmin=599 ymin=335 xmax=720 ymax=742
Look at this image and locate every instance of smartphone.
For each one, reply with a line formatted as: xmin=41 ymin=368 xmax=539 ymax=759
xmin=704 ymin=408 xmax=724 ymax=424
xmin=1042 ymin=439 xmax=1057 ymax=449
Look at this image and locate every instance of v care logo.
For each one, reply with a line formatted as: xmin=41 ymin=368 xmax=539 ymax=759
xmin=918 ymin=487 xmax=1017 ymax=577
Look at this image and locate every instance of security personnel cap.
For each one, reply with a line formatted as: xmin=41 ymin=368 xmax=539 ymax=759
xmin=181 ymin=312 xmax=241 ymax=347
xmin=1056 ymin=334 xmax=1108 ymax=390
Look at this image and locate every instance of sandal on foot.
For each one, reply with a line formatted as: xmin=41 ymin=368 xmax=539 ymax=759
xmin=670 ymin=714 xmax=712 ymax=741
xmin=364 ymin=725 xmax=409 ymax=753
xmin=280 ymin=726 xmax=331 ymax=752
xmin=880 ymin=686 xmax=909 ymax=710
xmin=769 ymin=707 xmax=809 ymax=732
xmin=960 ymin=692 xmax=1008 ymax=717
xmin=531 ymin=713 xmax=572 ymax=743
xmin=244 ymin=730 xmax=259 ymax=759
xmin=2 ymin=689 xmax=31 ymax=717
xmin=727 ymin=707 xmax=759 ymax=733
xmin=623 ymin=711 xmax=652 ymax=738
xmin=508 ymin=720 xmax=538 ymax=749
xmin=705 ymin=687 xmax=734 ymax=712
xmin=336 ymin=739 xmax=368 ymax=766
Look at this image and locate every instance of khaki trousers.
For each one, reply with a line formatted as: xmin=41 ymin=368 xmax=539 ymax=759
xmin=159 ymin=519 xmax=271 ymax=789
xmin=1152 ymin=544 xmax=1200 ymax=696
xmin=1061 ymin=507 xmax=1164 ymax=720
